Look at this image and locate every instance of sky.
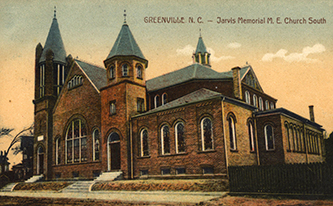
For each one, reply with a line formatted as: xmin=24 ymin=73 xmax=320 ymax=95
xmin=0 ymin=0 xmax=332 ymax=166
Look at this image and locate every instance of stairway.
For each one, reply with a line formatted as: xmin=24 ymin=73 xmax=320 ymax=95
xmin=61 ymin=181 xmax=94 ymax=193
xmin=25 ymin=174 xmax=44 ymax=183
xmin=0 ymin=183 xmax=17 ymax=192
xmin=94 ymin=171 xmax=123 ymax=181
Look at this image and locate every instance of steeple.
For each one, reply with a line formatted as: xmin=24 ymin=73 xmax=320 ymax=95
xmin=39 ymin=7 xmax=66 ymax=64
xmin=193 ymin=31 xmax=210 ymax=66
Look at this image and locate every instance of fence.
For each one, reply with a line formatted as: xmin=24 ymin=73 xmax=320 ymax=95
xmin=228 ymin=163 xmax=333 ymax=195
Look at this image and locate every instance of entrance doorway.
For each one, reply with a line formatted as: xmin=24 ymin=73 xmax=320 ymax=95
xmin=107 ymin=132 xmax=121 ymax=171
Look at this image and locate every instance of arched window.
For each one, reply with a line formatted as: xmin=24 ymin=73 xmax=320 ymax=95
xmin=162 ymin=93 xmax=167 ymax=105
xmin=109 ymin=65 xmax=115 ymax=79
xmin=161 ymin=125 xmax=170 ymax=155
xmin=264 ymin=125 xmax=274 ymax=150
xmin=93 ymin=129 xmax=100 ymax=161
xmin=110 ymin=101 xmax=116 ymax=115
xmin=228 ymin=116 xmax=236 ymax=150
xmin=136 ymin=65 xmax=142 ymax=79
xmin=201 ymin=118 xmax=213 ymax=151
xmin=270 ymin=102 xmax=275 ymax=109
xmin=265 ymin=100 xmax=269 ymax=110
xmin=55 ymin=138 xmax=61 ymax=165
xmin=154 ymin=95 xmax=160 ymax=108
xmin=253 ymin=94 xmax=258 ymax=107
xmin=175 ymin=122 xmax=185 ymax=153
xmin=259 ymin=97 xmax=263 ymax=111
xmin=140 ymin=129 xmax=149 ymax=157
xmin=37 ymin=146 xmax=44 ymax=175
xmin=245 ymin=91 xmax=251 ymax=104
xmin=66 ymin=119 xmax=87 ymax=163
xmin=122 ymin=64 xmax=128 ymax=76
xmin=285 ymin=123 xmax=291 ymax=151
xmin=293 ymin=127 xmax=298 ymax=151
xmin=248 ymin=122 xmax=255 ymax=152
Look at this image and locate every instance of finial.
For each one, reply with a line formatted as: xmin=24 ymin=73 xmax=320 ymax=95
xmin=124 ymin=10 xmax=127 ymax=24
xmin=199 ymin=28 xmax=201 ymax=37
xmin=54 ymin=6 xmax=56 ymax=18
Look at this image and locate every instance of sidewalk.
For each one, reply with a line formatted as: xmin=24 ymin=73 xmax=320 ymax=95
xmin=0 ymin=190 xmax=227 ymax=204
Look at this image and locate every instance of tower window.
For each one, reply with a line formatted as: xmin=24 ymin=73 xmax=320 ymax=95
xmin=110 ymin=101 xmax=116 ymax=115
xmin=122 ymin=64 xmax=128 ymax=76
xmin=40 ymin=64 xmax=45 ymax=97
xmin=137 ymin=98 xmax=145 ymax=112
xmin=136 ymin=65 xmax=143 ymax=79
xmin=245 ymin=91 xmax=250 ymax=104
xmin=110 ymin=65 xmax=115 ymax=79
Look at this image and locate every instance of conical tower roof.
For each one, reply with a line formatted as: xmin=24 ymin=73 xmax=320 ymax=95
xmin=39 ymin=13 xmax=66 ymax=64
xmin=106 ymin=23 xmax=146 ymax=60
xmin=195 ymin=36 xmax=207 ymax=54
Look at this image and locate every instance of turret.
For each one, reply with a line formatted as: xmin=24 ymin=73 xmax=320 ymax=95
xmin=192 ymin=31 xmax=211 ymax=66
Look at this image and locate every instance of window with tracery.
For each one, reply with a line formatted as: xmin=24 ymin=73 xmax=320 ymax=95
xmin=140 ymin=129 xmax=149 ymax=157
xmin=161 ymin=125 xmax=170 ymax=155
xmin=66 ymin=119 xmax=87 ymax=163
xmin=175 ymin=122 xmax=185 ymax=153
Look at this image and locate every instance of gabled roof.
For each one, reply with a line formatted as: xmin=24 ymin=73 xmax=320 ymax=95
xmin=106 ymin=23 xmax=145 ymax=60
xmin=240 ymin=65 xmax=264 ymax=92
xmin=195 ymin=37 xmax=207 ymax=54
xmin=75 ymin=60 xmax=106 ymax=91
xmin=39 ymin=17 xmax=66 ymax=64
xmin=146 ymin=63 xmax=249 ymax=91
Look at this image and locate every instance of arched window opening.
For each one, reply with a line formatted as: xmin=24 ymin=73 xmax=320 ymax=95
xmin=245 ymin=91 xmax=251 ymax=104
xmin=93 ymin=129 xmax=100 ymax=161
xmin=201 ymin=118 xmax=213 ymax=151
xmin=161 ymin=125 xmax=170 ymax=155
xmin=162 ymin=93 xmax=167 ymax=105
xmin=122 ymin=64 xmax=128 ymax=76
xmin=140 ymin=129 xmax=149 ymax=157
xmin=109 ymin=65 xmax=115 ymax=79
xmin=66 ymin=119 xmax=87 ymax=164
xmin=37 ymin=146 xmax=44 ymax=175
xmin=228 ymin=116 xmax=236 ymax=150
xmin=248 ymin=122 xmax=255 ymax=152
xmin=253 ymin=94 xmax=258 ymax=107
xmin=175 ymin=122 xmax=185 ymax=153
xmin=110 ymin=101 xmax=116 ymax=115
xmin=154 ymin=95 xmax=160 ymax=108
xmin=259 ymin=97 xmax=263 ymax=111
xmin=264 ymin=125 xmax=274 ymax=150
xmin=285 ymin=123 xmax=291 ymax=151
xmin=136 ymin=65 xmax=143 ymax=79
xmin=55 ymin=138 xmax=61 ymax=165
xmin=270 ymin=102 xmax=275 ymax=109
xmin=265 ymin=100 xmax=269 ymax=110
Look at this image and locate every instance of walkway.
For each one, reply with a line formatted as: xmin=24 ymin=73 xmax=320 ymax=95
xmin=0 ymin=190 xmax=226 ymax=204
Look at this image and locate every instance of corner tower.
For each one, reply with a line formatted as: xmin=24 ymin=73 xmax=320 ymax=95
xmin=101 ymin=12 xmax=148 ymax=179
xmin=192 ymin=32 xmax=210 ymax=66
xmin=33 ymin=7 xmax=70 ymax=180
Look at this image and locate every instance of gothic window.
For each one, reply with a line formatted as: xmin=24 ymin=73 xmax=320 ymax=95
xmin=264 ymin=125 xmax=274 ymax=150
xmin=161 ymin=125 xmax=170 ymax=155
xmin=245 ymin=91 xmax=251 ymax=104
xmin=175 ymin=122 xmax=185 ymax=153
xmin=55 ymin=64 xmax=65 ymax=95
xmin=140 ymin=129 xmax=149 ymax=157
xmin=66 ymin=119 xmax=87 ymax=164
xmin=40 ymin=64 xmax=45 ymax=97
xmin=162 ymin=93 xmax=167 ymax=105
xmin=228 ymin=116 xmax=236 ymax=150
xmin=253 ymin=94 xmax=258 ymax=107
xmin=259 ymin=97 xmax=263 ymax=111
xmin=201 ymin=118 xmax=213 ymax=151
xmin=265 ymin=100 xmax=269 ymax=110
xmin=122 ymin=64 xmax=128 ymax=76
xmin=55 ymin=138 xmax=61 ymax=165
xmin=110 ymin=101 xmax=116 ymax=115
xmin=109 ymin=65 xmax=115 ymax=79
xmin=248 ymin=122 xmax=255 ymax=152
xmin=285 ymin=123 xmax=291 ymax=151
xmin=137 ymin=98 xmax=145 ymax=112
xmin=154 ymin=95 xmax=160 ymax=108
xmin=93 ymin=129 xmax=100 ymax=161
xmin=136 ymin=65 xmax=143 ymax=79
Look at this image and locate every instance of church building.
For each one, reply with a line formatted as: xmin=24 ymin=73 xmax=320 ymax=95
xmin=33 ymin=11 xmax=325 ymax=180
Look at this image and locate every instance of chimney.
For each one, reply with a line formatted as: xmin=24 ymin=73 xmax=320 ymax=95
xmin=232 ymin=66 xmax=242 ymax=100
xmin=309 ymin=105 xmax=315 ymax=122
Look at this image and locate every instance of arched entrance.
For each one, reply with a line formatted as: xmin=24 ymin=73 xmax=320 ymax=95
xmin=37 ymin=146 xmax=44 ymax=175
xmin=107 ymin=132 xmax=121 ymax=171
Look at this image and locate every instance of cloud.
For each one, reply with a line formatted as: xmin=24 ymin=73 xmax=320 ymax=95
xmin=176 ymin=45 xmax=234 ymax=63
xmin=262 ymin=44 xmax=326 ymax=63
xmin=227 ymin=42 xmax=241 ymax=49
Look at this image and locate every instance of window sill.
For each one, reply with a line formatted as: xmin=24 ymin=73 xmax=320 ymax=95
xmin=197 ymin=150 xmax=216 ymax=154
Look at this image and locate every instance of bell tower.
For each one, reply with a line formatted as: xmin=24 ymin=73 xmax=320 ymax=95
xmin=192 ymin=30 xmax=211 ymax=66
xmin=100 ymin=12 xmax=148 ymax=179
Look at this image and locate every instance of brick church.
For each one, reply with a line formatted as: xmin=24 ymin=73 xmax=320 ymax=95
xmin=33 ymin=11 xmax=325 ymax=180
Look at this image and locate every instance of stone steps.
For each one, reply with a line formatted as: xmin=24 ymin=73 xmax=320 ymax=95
xmin=0 ymin=183 xmax=17 ymax=192
xmin=61 ymin=181 xmax=94 ymax=193
xmin=94 ymin=171 xmax=123 ymax=182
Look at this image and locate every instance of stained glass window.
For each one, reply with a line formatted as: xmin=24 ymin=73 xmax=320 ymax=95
xmin=201 ymin=118 xmax=213 ymax=151
xmin=66 ymin=119 xmax=87 ymax=164
xmin=161 ymin=125 xmax=170 ymax=155
xmin=176 ymin=122 xmax=185 ymax=153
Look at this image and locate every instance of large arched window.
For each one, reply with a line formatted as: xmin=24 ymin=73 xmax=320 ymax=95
xmin=201 ymin=118 xmax=213 ymax=151
xmin=154 ymin=95 xmax=160 ymax=108
xmin=228 ymin=116 xmax=236 ymax=150
xmin=248 ymin=122 xmax=255 ymax=152
xmin=122 ymin=64 xmax=128 ymax=76
xmin=161 ymin=125 xmax=170 ymax=155
xmin=66 ymin=119 xmax=87 ymax=164
xmin=175 ymin=122 xmax=185 ymax=153
xmin=55 ymin=138 xmax=61 ymax=165
xmin=264 ymin=125 xmax=274 ymax=150
xmin=140 ymin=129 xmax=149 ymax=157
xmin=162 ymin=93 xmax=167 ymax=105
xmin=245 ymin=91 xmax=251 ymax=104
xmin=93 ymin=129 xmax=100 ymax=161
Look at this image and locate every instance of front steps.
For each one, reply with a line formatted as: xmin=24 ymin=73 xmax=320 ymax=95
xmin=25 ymin=174 xmax=44 ymax=183
xmin=0 ymin=183 xmax=17 ymax=192
xmin=94 ymin=171 xmax=123 ymax=182
xmin=61 ymin=181 xmax=94 ymax=193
